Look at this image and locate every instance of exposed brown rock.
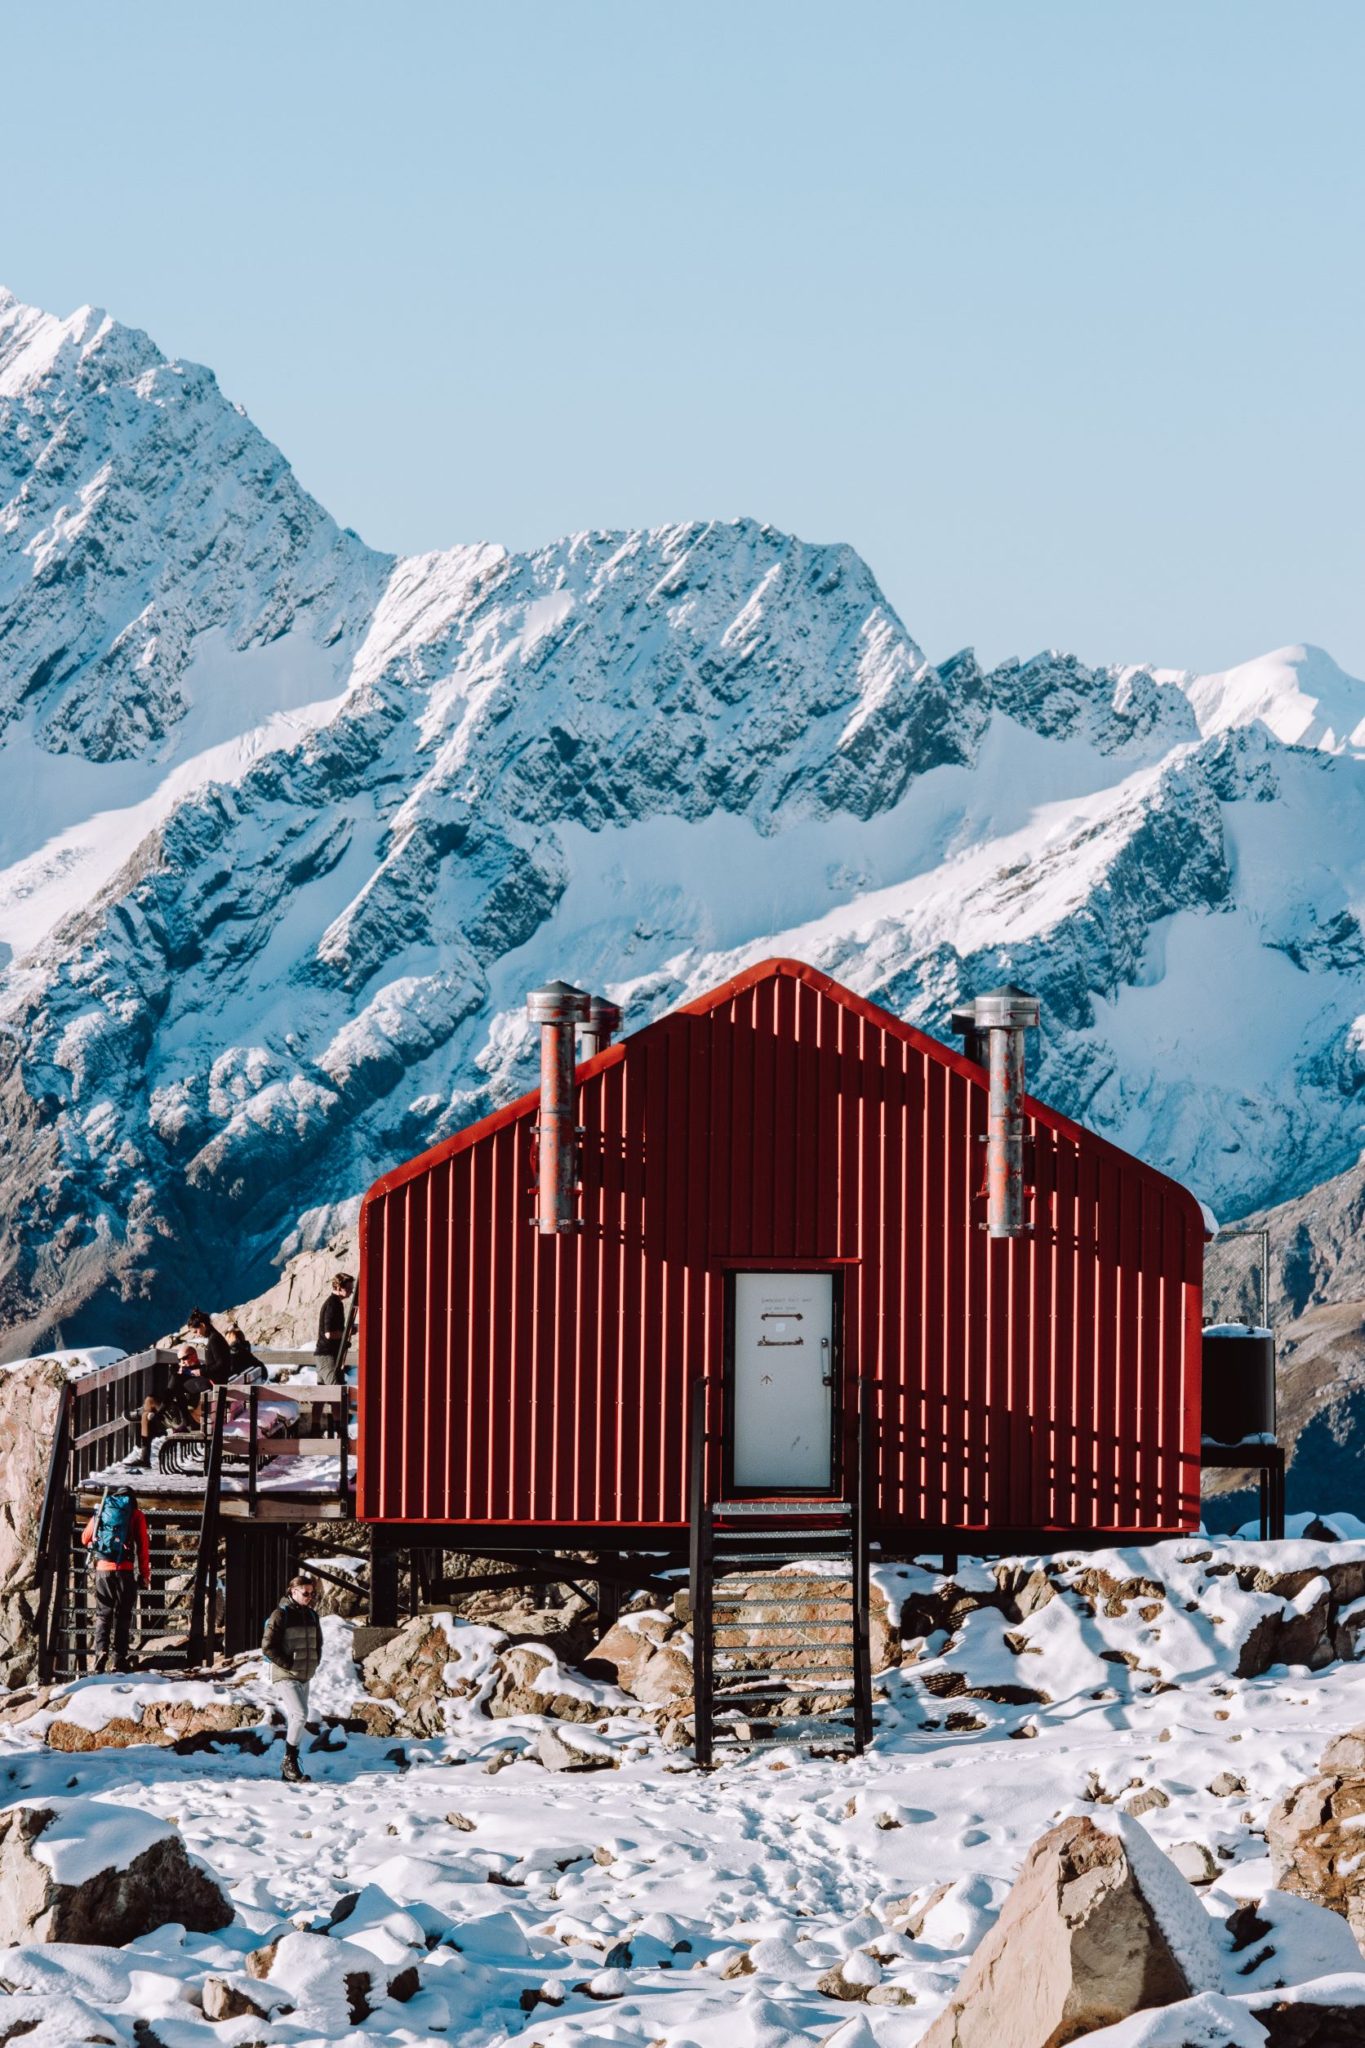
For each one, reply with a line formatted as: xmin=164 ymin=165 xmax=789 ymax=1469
xmin=1268 ymin=1768 xmax=1365 ymax=1952
xmin=584 ymin=1615 xmax=670 ymax=1692
xmin=201 ymin=1974 xmax=282 ymax=2021
xmin=917 ymin=1816 xmax=1210 ymax=2048
xmin=44 ymin=1696 xmax=262 ymax=1752
xmin=488 ymin=1645 xmax=604 ymax=1723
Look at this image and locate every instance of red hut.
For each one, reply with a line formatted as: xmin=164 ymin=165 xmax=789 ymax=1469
xmin=357 ymin=958 xmax=1204 ymax=1551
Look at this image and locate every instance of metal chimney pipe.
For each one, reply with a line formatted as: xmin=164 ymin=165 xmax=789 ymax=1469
xmin=950 ymin=1004 xmax=987 ymax=1069
xmin=970 ymin=985 xmax=1041 ymax=1239
xmin=579 ymin=994 xmax=622 ymax=1059
xmin=527 ymin=979 xmax=590 ymax=1234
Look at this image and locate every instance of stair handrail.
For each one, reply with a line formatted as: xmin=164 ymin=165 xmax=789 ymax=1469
xmin=187 ymin=1386 xmax=229 ymax=1666
xmin=34 ymin=1379 xmax=76 ymax=1686
xmin=851 ymin=1376 xmax=874 ymax=1751
xmin=688 ymin=1375 xmax=716 ymax=1767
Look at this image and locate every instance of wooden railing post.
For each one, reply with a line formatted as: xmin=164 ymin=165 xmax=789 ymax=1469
xmin=188 ymin=1387 xmax=228 ymax=1667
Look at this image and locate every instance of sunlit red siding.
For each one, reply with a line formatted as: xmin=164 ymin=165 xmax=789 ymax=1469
xmin=357 ymin=958 xmax=1204 ymax=1537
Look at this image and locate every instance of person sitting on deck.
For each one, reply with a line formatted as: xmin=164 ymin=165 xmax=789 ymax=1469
xmin=81 ymin=1484 xmax=151 ymax=1673
xmin=128 ymin=1345 xmax=207 ymax=1470
xmin=186 ymin=1308 xmax=233 ymax=1386
xmin=224 ymin=1324 xmax=268 ymax=1383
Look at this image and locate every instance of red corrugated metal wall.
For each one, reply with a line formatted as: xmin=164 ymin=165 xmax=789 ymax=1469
xmin=358 ymin=959 xmax=1204 ymax=1536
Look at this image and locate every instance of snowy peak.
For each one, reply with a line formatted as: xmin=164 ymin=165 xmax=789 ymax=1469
xmin=1 ymin=284 xmax=1365 ymax=1354
xmin=1177 ymin=643 xmax=1365 ymax=756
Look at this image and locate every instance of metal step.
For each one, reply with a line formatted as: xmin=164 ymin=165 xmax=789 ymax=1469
xmin=712 ymin=1500 xmax=852 ymax=1517
xmin=713 ymin=1714 xmax=857 ymax=1742
xmin=714 ymin=1674 xmax=856 ymax=1691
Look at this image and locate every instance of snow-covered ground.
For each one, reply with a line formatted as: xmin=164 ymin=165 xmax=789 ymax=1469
xmin=4 ymin=1529 xmax=1365 ymax=2045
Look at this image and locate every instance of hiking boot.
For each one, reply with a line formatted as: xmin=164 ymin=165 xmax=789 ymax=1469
xmin=91 ymin=1652 xmax=109 ymax=1675
xmin=281 ymin=1744 xmax=309 ymax=1784
xmin=126 ymin=1452 xmax=149 ymax=1472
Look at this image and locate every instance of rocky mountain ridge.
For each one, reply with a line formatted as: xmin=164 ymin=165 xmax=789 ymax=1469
xmin=2 ymin=285 xmax=1364 ymax=1352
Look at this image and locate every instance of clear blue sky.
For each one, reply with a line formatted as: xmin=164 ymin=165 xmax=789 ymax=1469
xmin=3 ymin=3 xmax=1362 ymax=676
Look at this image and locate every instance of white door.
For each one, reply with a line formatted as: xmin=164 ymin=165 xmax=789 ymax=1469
xmin=732 ymin=1271 xmax=835 ymax=1490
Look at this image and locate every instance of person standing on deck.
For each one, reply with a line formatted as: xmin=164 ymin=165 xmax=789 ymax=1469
xmin=262 ymin=1572 xmax=326 ymax=1783
xmin=81 ymin=1486 xmax=151 ymax=1673
xmin=311 ymin=1272 xmax=355 ymax=1440
xmin=313 ymin=1273 xmax=355 ymax=1385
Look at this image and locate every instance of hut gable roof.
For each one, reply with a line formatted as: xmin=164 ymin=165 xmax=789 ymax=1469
xmin=362 ymin=956 xmax=1204 ymax=1233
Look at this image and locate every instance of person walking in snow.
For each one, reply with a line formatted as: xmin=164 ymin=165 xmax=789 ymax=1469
xmin=81 ymin=1485 xmax=151 ymax=1673
xmin=262 ymin=1572 xmax=325 ymax=1783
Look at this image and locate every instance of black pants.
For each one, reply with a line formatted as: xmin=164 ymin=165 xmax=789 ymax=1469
xmin=93 ymin=1572 xmax=137 ymax=1664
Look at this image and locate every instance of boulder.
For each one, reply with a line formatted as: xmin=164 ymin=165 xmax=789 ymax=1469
xmin=631 ymin=1645 xmax=694 ymax=1708
xmin=246 ymin=1928 xmax=417 ymax=2029
xmin=1268 ymin=1767 xmax=1365 ymax=1951
xmin=535 ymin=1727 xmax=617 ymax=1772
xmin=201 ymin=1974 xmax=286 ymax=2021
xmin=0 ymin=1357 xmax=68 ymax=1687
xmin=360 ymin=1617 xmax=456 ymax=1737
xmin=917 ymin=1814 xmax=1219 ymax=2048
xmin=1318 ymin=1724 xmax=1365 ymax=1776
xmin=1168 ymin=1841 xmax=1220 ymax=1887
xmin=0 ymin=1798 xmax=232 ymax=1946
xmin=1237 ymin=1578 xmax=1336 ymax=1678
xmin=488 ymin=1644 xmax=604 ymax=1722
xmin=584 ymin=1614 xmax=672 ymax=1693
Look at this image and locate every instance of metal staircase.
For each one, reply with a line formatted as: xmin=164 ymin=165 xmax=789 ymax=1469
xmin=688 ymin=1386 xmax=873 ymax=1764
xmin=46 ymin=1498 xmax=213 ymax=1678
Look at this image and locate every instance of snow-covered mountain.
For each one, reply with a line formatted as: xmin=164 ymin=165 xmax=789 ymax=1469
xmin=2 ymin=284 xmax=1364 ymax=1355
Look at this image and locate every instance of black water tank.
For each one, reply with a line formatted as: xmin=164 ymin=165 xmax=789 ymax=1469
xmin=1201 ymin=1325 xmax=1276 ymax=1444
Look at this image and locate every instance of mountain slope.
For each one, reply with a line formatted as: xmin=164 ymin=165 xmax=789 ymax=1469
xmin=1 ymin=286 xmax=1364 ymax=1353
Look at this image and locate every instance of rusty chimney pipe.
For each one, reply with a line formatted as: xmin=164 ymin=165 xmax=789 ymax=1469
xmin=527 ymin=979 xmax=590 ymax=1234
xmin=968 ymin=985 xmax=1040 ymax=1239
xmin=579 ymin=994 xmax=622 ymax=1059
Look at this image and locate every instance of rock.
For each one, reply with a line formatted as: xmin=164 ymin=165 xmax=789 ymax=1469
xmin=1168 ymin=1841 xmax=1220 ymax=1886
xmin=869 ymin=1584 xmax=901 ymax=1672
xmin=866 ymin=1985 xmax=917 ymax=2007
xmin=1267 ymin=1769 xmax=1365 ymax=1950
xmin=631 ymin=1645 xmax=694 ymax=1708
xmin=245 ymin=1929 xmax=418 ymax=2028
xmin=361 ymin=1617 xmax=457 ymax=1737
xmin=0 ymin=1798 xmax=232 ymax=1946
xmin=818 ymin=1952 xmax=883 ymax=2001
xmin=535 ymin=1727 xmax=617 ymax=1772
xmin=1237 ymin=1579 xmax=1336 ymax=1678
xmin=1255 ymin=1988 xmax=1365 ymax=2044
xmin=1209 ymin=1770 xmax=1248 ymax=1798
xmin=488 ymin=1644 xmax=604 ymax=1723
xmin=0 ymin=1358 xmax=68 ymax=1686
xmin=201 ymin=1974 xmax=283 ymax=2021
xmin=917 ymin=1814 xmax=1217 ymax=2048
xmin=1318 ymin=1724 xmax=1365 ymax=1775
xmin=44 ymin=1694 xmax=263 ymax=1752
xmin=1121 ymin=1785 xmax=1170 ymax=1817
xmin=584 ymin=1615 xmax=670 ymax=1692
xmin=348 ymin=1700 xmax=401 ymax=1738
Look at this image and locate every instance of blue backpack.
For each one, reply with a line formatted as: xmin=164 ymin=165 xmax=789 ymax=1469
xmin=92 ymin=1487 xmax=136 ymax=1565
